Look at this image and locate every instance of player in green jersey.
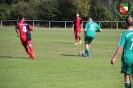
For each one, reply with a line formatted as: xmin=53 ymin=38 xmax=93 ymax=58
xmin=111 ymin=15 xmax=133 ymax=88
xmin=84 ymin=17 xmax=102 ymax=57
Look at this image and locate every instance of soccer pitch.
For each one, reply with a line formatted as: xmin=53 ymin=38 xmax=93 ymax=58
xmin=0 ymin=27 xmax=125 ymax=88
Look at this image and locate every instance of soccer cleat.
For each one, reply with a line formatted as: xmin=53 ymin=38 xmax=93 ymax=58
xmin=86 ymin=55 xmax=91 ymax=58
xmin=75 ymin=42 xmax=79 ymax=45
xmin=82 ymin=53 xmax=87 ymax=57
xmin=79 ymin=40 xmax=81 ymax=44
xmin=83 ymin=53 xmax=91 ymax=58
xmin=84 ymin=55 xmax=91 ymax=58
xmin=30 ymin=53 xmax=35 ymax=60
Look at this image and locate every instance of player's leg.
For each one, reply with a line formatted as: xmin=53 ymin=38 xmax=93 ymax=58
xmin=85 ymin=42 xmax=91 ymax=57
xmin=76 ymin=27 xmax=81 ymax=43
xmin=77 ymin=32 xmax=81 ymax=44
xmin=122 ymin=62 xmax=132 ymax=88
xmin=75 ymin=34 xmax=78 ymax=44
xmin=28 ymin=44 xmax=34 ymax=53
xmin=74 ymin=31 xmax=78 ymax=45
xmin=21 ymin=40 xmax=32 ymax=55
xmin=124 ymin=74 xmax=131 ymax=88
xmin=84 ymin=36 xmax=89 ymax=55
xmin=24 ymin=45 xmax=32 ymax=55
xmin=84 ymin=36 xmax=91 ymax=57
xmin=84 ymin=36 xmax=93 ymax=57
xmin=27 ymin=40 xmax=35 ymax=59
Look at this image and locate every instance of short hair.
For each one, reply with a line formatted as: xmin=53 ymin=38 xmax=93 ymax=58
xmin=18 ymin=16 xmax=24 ymax=21
xmin=126 ymin=15 xmax=133 ymax=26
xmin=88 ymin=17 xmax=93 ymax=21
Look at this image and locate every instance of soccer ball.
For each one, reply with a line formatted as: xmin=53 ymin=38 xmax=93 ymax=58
xmin=79 ymin=51 xmax=84 ymax=56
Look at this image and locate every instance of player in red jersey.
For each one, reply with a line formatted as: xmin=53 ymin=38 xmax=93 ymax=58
xmin=15 ymin=16 xmax=35 ymax=60
xmin=72 ymin=13 xmax=82 ymax=45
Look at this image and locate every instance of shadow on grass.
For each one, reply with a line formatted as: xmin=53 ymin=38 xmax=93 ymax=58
xmin=0 ymin=56 xmax=29 ymax=59
xmin=61 ymin=54 xmax=78 ymax=57
xmin=54 ymin=41 xmax=72 ymax=44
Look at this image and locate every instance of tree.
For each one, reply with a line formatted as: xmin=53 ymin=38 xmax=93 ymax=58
xmin=0 ymin=0 xmax=21 ymax=5
xmin=71 ymin=0 xmax=90 ymax=19
xmin=38 ymin=0 xmax=59 ymax=20
xmin=0 ymin=4 xmax=11 ymax=20
xmin=89 ymin=5 xmax=114 ymax=28
xmin=58 ymin=0 xmax=76 ymax=20
xmin=10 ymin=1 xmax=40 ymax=20
xmin=90 ymin=6 xmax=112 ymax=21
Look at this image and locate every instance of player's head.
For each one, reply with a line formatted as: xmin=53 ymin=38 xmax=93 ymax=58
xmin=126 ymin=15 xmax=133 ymax=27
xmin=76 ymin=13 xmax=80 ymax=18
xmin=88 ymin=17 xmax=93 ymax=22
xmin=18 ymin=16 xmax=25 ymax=21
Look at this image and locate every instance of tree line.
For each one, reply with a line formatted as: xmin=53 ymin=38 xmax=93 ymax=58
xmin=0 ymin=0 xmax=133 ymax=28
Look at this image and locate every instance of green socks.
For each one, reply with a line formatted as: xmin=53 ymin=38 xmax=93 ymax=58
xmin=85 ymin=49 xmax=90 ymax=56
xmin=125 ymin=82 xmax=131 ymax=88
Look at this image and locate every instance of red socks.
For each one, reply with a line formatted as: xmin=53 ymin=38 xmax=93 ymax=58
xmin=25 ymin=48 xmax=32 ymax=55
xmin=75 ymin=35 xmax=78 ymax=43
xmin=78 ymin=35 xmax=81 ymax=40
xmin=75 ymin=35 xmax=81 ymax=43
xmin=25 ymin=47 xmax=34 ymax=56
xmin=29 ymin=46 xmax=34 ymax=53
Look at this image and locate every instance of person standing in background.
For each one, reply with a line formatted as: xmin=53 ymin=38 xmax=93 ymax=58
xmin=72 ymin=13 xmax=82 ymax=45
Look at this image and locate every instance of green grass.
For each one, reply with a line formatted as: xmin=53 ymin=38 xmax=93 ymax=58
xmin=0 ymin=26 xmax=126 ymax=88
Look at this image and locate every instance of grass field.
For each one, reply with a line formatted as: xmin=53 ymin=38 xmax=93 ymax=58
xmin=0 ymin=27 xmax=126 ymax=88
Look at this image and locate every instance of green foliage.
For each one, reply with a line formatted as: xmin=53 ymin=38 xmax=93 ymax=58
xmin=58 ymin=0 xmax=76 ymax=20
xmin=90 ymin=6 xmax=112 ymax=21
xmin=0 ymin=4 xmax=11 ymax=20
xmin=0 ymin=0 xmax=16 ymax=5
xmin=0 ymin=0 xmax=42 ymax=4
xmin=89 ymin=5 xmax=115 ymax=28
xmin=71 ymin=0 xmax=90 ymax=19
xmin=0 ymin=0 xmax=91 ymax=21
xmin=10 ymin=2 xmax=39 ymax=20
xmin=38 ymin=0 xmax=59 ymax=20
xmin=0 ymin=0 xmax=131 ymax=29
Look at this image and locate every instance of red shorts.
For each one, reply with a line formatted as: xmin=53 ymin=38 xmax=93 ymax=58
xmin=74 ymin=30 xmax=80 ymax=35
xmin=21 ymin=40 xmax=32 ymax=46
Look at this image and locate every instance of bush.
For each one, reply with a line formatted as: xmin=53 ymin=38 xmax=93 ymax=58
xmin=0 ymin=4 xmax=11 ymax=20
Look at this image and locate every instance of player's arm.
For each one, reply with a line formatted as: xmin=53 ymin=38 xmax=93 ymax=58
xmin=84 ymin=30 xmax=87 ymax=36
xmin=111 ymin=46 xmax=123 ymax=64
xmin=111 ymin=33 xmax=125 ymax=65
xmin=80 ymin=19 xmax=83 ymax=31
xmin=28 ymin=24 xmax=33 ymax=31
xmin=84 ymin=23 xmax=88 ymax=36
xmin=15 ymin=24 xmax=20 ymax=37
xmin=72 ymin=21 xmax=74 ymax=31
xmin=72 ymin=24 xmax=74 ymax=31
xmin=96 ymin=30 xmax=102 ymax=32
xmin=96 ymin=24 xmax=102 ymax=32
xmin=84 ymin=29 xmax=87 ymax=40
xmin=15 ymin=29 xmax=20 ymax=37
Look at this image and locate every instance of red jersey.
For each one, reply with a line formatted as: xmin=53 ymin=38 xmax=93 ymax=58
xmin=72 ymin=17 xmax=82 ymax=31
xmin=16 ymin=21 xmax=33 ymax=41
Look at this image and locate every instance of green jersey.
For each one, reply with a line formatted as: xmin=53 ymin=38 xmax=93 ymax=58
xmin=119 ymin=30 xmax=133 ymax=62
xmin=85 ymin=22 xmax=101 ymax=37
